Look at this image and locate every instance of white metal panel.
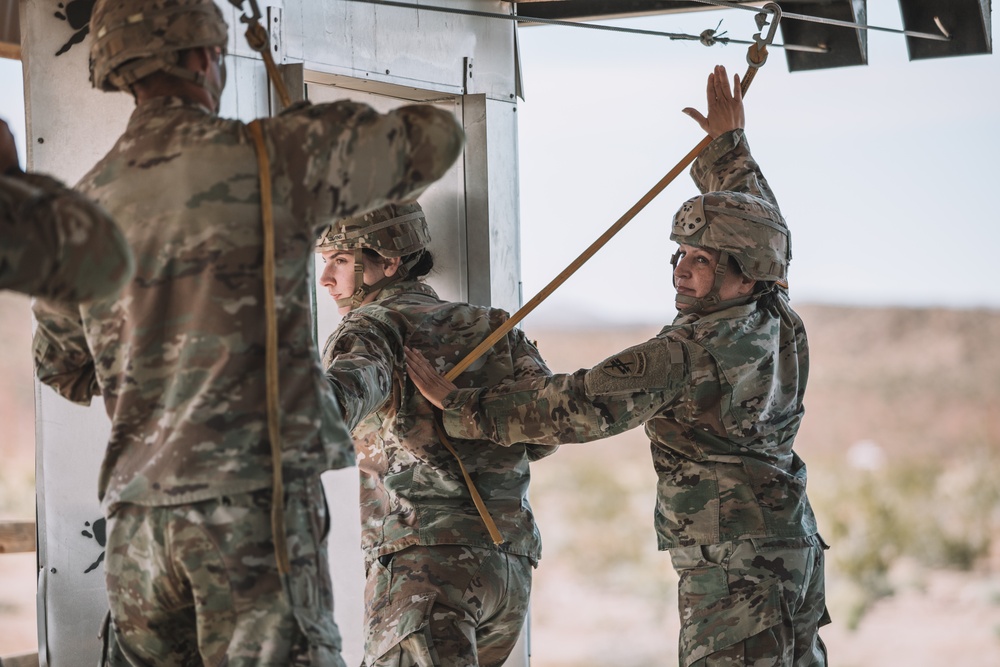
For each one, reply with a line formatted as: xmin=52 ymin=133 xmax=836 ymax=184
xmin=23 ymin=2 xmax=132 ymax=664
xmin=283 ymin=1 xmax=518 ymax=103
xmin=461 ymin=94 xmax=521 ymax=311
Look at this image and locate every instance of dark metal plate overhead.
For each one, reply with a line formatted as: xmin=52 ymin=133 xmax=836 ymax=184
xmin=515 ymin=0 xmax=761 ymax=23
xmin=898 ymin=0 xmax=992 ymax=60
xmin=779 ymin=0 xmax=868 ymax=72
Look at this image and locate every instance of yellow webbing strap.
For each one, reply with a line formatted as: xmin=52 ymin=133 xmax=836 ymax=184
xmin=432 ymin=10 xmax=778 ymax=538
xmin=434 ymin=417 xmax=505 ymax=545
xmin=241 ymin=13 xmax=292 ymax=109
xmin=248 ymin=119 xmax=291 ymax=575
xmin=444 ymin=43 xmax=771 ymax=384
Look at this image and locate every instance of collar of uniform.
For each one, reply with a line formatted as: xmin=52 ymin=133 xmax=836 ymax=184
xmin=672 ymin=297 xmax=758 ymax=327
xmin=373 ymin=280 xmax=438 ymax=302
xmin=128 ymin=95 xmax=214 ymax=130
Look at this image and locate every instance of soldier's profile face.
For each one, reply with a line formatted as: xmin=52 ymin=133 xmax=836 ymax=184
xmin=319 ymin=249 xmax=389 ymax=315
xmin=673 ymin=243 xmax=751 ymax=309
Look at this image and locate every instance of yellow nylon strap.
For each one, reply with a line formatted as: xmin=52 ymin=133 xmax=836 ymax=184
xmin=432 ymin=55 xmax=767 ymax=543
xmin=248 ymin=119 xmax=291 ymax=575
xmin=433 ymin=416 xmax=505 ymax=545
xmin=243 ymin=20 xmax=292 ymax=109
xmin=444 ymin=53 xmax=765 ymax=384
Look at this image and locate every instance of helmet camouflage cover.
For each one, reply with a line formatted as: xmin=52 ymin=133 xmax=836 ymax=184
xmin=89 ymin=0 xmax=229 ymax=92
xmin=670 ymin=191 xmax=790 ymax=282
xmin=316 ymin=202 xmax=431 ymax=258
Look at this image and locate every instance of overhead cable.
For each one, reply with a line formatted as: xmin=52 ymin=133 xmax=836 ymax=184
xmin=687 ymin=0 xmax=951 ymax=42
xmin=338 ymin=0 xmax=826 ymax=53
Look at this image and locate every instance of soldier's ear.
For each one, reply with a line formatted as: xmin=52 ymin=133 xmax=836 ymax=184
xmin=180 ymin=47 xmax=213 ymax=77
xmin=382 ymin=256 xmax=402 ymax=277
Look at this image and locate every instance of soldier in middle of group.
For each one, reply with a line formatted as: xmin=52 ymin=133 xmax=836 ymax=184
xmin=318 ymin=202 xmax=557 ymax=666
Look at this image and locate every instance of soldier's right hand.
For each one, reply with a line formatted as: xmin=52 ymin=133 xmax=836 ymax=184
xmin=404 ymin=346 xmax=457 ymax=410
xmin=0 ymin=119 xmax=19 ymax=175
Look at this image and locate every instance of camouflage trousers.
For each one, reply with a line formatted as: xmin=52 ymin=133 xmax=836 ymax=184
xmin=101 ymin=479 xmax=347 ymax=667
xmin=669 ymin=535 xmax=830 ymax=667
xmin=362 ymin=545 xmax=533 ymax=667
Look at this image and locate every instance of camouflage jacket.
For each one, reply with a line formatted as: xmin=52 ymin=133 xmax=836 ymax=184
xmin=323 ymin=280 xmax=556 ymax=561
xmin=32 ymin=96 xmax=463 ymax=511
xmin=443 ymin=130 xmax=817 ymax=550
xmin=0 ymin=172 xmax=133 ymax=301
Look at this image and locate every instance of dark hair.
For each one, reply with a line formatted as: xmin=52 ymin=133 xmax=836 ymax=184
xmin=405 ymin=250 xmax=435 ymax=279
xmin=361 ymin=248 xmax=435 ymax=279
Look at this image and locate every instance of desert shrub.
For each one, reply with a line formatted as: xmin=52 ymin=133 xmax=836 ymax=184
xmin=813 ymin=445 xmax=1000 ymax=628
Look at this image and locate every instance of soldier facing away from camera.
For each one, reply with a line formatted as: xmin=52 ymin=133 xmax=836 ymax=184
xmin=31 ymin=0 xmax=464 ymax=665
xmin=317 ymin=202 xmax=557 ymax=667
xmin=407 ymin=66 xmax=830 ymax=666
xmin=0 ymin=117 xmax=133 ymax=301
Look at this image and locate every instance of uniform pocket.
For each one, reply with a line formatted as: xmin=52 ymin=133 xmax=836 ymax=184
xmin=366 ymin=591 xmax=438 ymax=667
xmin=680 ymin=583 xmax=785 ymax=667
xmin=672 ymin=544 xmax=786 ymax=667
xmin=282 ymin=482 xmax=345 ymax=656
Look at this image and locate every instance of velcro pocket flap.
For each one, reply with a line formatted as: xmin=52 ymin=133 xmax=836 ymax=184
xmin=680 ymin=583 xmax=783 ymax=667
xmin=370 ymin=591 xmax=436 ymax=660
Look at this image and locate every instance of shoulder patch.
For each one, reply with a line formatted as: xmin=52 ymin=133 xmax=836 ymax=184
xmin=600 ymin=351 xmax=647 ymax=379
xmin=584 ymin=339 xmax=686 ymax=397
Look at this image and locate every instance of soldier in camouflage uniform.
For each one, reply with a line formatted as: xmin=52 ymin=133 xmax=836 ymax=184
xmin=0 ymin=117 xmax=133 ymax=301
xmin=31 ymin=1 xmax=463 ymax=665
xmin=317 ymin=202 xmax=557 ymax=666
xmin=407 ymin=66 xmax=830 ymax=666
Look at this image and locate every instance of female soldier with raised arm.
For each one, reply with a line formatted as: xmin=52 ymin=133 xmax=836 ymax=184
xmin=407 ymin=65 xmax=830 ymax=667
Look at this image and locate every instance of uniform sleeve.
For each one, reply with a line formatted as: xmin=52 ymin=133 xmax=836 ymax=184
xmin=506 ymin=329 xmax=559 ymax=462
xmin=689 ymin=129 xmax=779 ymax=210
xmin=0 ymin=174 xmax=134 ymax=302
xmin=442 ymin=335 xmax=689 ymax=448
xmin=323 ymin=310 xmax=403 ymax=431
xmin=265 ymin=101 xmax=464 ymax=231
xmin=31 ymin=297 xmax=99 ymax=404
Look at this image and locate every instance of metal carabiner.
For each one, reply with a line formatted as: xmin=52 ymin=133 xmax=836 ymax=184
xmin=747 ymin=2 xmax=782 ymax=68
xmin=228 ymin=0 xmax=263 ymax=26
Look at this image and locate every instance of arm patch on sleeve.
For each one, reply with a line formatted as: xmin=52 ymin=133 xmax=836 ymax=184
xmin=584 ymin=339 xmax=685 ymax=396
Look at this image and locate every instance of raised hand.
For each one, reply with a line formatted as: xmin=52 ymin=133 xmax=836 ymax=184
xmin=682 ymin=65 xmax=745 ymax=139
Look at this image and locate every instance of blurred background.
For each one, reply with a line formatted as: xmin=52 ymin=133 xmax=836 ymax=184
xmin=2 ymin=3 xmax=999 ymax=665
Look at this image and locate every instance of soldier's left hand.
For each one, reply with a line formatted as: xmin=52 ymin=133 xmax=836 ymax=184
xmin=682 ymin=65 xmax=745 ymax=139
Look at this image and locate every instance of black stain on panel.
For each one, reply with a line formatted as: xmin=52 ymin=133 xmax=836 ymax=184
xmin=54 ymin=0 xmax=97 ymax=56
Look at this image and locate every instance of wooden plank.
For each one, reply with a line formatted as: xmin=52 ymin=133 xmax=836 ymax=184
xmin=0 ymin=41 xmax=20 ymax=61
xmin=0 ymin=654 xmax=40 ymax=667
xmin=0 ymin=521 xmax=35 ymax=554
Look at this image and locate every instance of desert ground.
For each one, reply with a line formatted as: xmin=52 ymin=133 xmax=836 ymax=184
xmin=2 ymin=293 xmax=999 ymax=664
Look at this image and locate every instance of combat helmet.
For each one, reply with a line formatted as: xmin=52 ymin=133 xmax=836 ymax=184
xmin=670 ymin=191 xmax=790 ymax=312
xmin=89 ymin=0 xmax=228 ymax=98
xmin=316 ymin=202 xmax=431 ymax=310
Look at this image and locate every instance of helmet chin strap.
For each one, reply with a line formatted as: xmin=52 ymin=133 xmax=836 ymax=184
xmin=672 ymin=250 xmax=754 ymax=315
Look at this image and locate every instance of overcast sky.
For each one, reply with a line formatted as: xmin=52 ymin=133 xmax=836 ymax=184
xmin=515 ymin=5 xmax=1000 ymax=323
xmin=2 ymin=4 xmax=997 ymax=324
